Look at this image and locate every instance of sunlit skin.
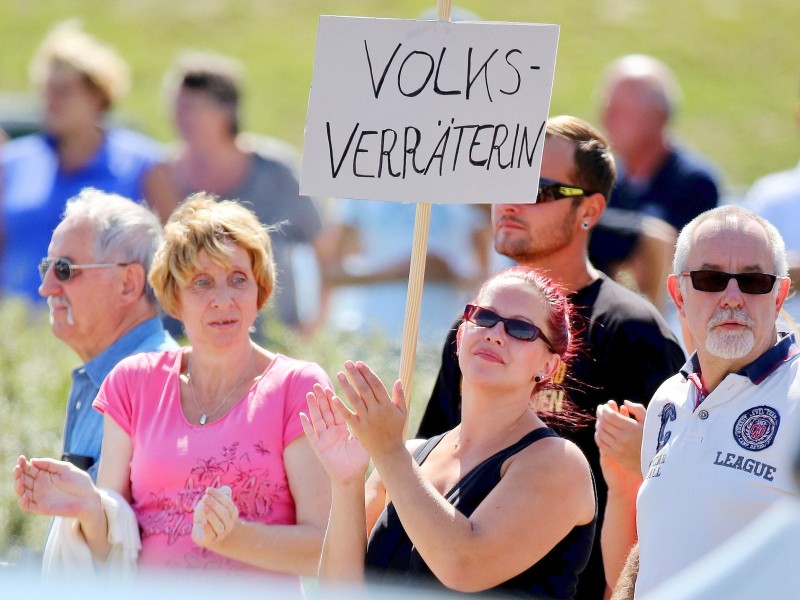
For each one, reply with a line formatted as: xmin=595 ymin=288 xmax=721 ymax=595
xmin=601 ymin=78 xmax=667 ymax=164
xmin=39 ymin=217 xmax=129 ymax=362
xmin=492 ymin=135 xmax=603 ymax=292
xmin=42 ymin=63 xmax=105 ymax=139
xmin=667 ymin=219 xmax=790 ymax=392
xmin=173 ymin=88 xmax=233 ymax=148
xmin=458 ymin=279 xmax=559 ymax=397
xmin=175 ymin=244 xmax=260 ymax=352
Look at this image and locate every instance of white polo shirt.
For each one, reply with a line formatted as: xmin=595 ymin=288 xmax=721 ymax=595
xmin=635 ymin=333 xmax=800 ymax=597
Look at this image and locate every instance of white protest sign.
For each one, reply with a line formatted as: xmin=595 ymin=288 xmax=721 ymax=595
xmin=301 ymin=16 xmax=559 ymax=204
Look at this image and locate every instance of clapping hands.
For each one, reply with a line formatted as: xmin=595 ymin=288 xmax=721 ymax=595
xmin=301 ymin=361 xmax=407 ymax=483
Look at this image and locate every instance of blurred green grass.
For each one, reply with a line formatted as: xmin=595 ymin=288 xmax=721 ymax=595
xmin=1 ymin=0 xmax=799 ymax=191
xmin=2 ymin=0 xmax=800 ymax=562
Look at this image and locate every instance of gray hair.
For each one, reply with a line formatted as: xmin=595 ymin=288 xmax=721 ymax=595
xmin=602 ymin=54 xmax=683 ymax=120
xmin=63 ymin=188 xmax=164 ymax=305
xmin=673 ymin=205 xmax=788 ymax=295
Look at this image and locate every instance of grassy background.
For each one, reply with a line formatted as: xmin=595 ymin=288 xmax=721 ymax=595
xmin=1 ymin=0 xmax=799 ymax=191
xmin=1 ymin=0 xmax=799 ymax=562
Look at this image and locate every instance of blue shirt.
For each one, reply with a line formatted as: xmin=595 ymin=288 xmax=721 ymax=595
xmin=63 ymin=317 xmax=179 ymax=480
xmin=0 ymin=128 xmax=163 ymax=301
xmin=610 ymin=145 xmax=720 ymax=231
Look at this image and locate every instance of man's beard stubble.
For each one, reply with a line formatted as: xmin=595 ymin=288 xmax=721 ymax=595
xmin=494 ymin=205 xmax=579 ymax=265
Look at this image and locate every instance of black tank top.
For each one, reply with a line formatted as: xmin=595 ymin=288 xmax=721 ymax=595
xmin=364 ymin=427 xmax=596 ymax=598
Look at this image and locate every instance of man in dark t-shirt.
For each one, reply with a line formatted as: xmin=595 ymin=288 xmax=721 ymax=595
xmin=417 ymin=116 xmax=685 ymax=600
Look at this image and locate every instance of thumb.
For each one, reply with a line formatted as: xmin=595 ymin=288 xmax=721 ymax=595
xmin=391 ymin=380 xmax=407 ymax=414
xmin=623 ymin=400 xmax=647 ymax=423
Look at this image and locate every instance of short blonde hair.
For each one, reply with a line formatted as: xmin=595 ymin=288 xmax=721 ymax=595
xmin=30 ymin=20 xmax=130 ymax=107
xmin=149 ymin=193 xmax=275 ymax=317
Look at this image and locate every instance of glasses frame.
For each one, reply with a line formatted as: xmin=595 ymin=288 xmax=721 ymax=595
xmin=536 ymin=178 xmax=597 ymax=204
xmin=463 ymin=304 xmax=555 ymax=351
xmin=680 ymin=270 xmax=778 ymax=295
xmin=39 ymin=257 xmax=131 ymax=283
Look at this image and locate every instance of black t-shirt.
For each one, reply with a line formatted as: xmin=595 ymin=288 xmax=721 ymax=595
xmin=416 ymin=274 xmax=686 ymax=599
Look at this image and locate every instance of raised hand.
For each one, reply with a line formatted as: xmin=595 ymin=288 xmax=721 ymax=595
xmin=301 ymin=383 xmax=369 ymax=484
xmin=335 ymin=361 xmax=407 ymax=459
xmin=13 ymin=456 xmax=99 ymax=518
xmin=192 ymin=485 xmax=238 ymax=548
xmin=595 ymin=400 xmax=646 ymax=492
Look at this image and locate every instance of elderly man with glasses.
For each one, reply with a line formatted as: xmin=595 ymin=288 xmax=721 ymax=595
xmin=604 ymin=205 xmax=800 ymax=599
xmin=416 ymin=115 xmax=685 ymax=600
xmin=38 ymin=188 xmax=177 ymax=481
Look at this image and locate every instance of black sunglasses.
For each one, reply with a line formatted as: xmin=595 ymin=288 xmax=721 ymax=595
xmin=464 ymin=304 xmax=554 ymax=350
xmin=39 ymin=257 xmax=131 ymax=283
xmin=536 ymin=178 xmax=596 ymax=204
xmin=681 ymin=270 xmax=778 ymax=295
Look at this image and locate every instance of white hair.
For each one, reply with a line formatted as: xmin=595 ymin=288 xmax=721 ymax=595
xmin=673 ymin=205 xmax=788 ymax=297
xmin=63 ymin=188 xmax=164 ymax=305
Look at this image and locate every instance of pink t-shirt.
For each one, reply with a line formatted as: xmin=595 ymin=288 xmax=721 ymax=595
xmin=94 ymin=349 xmax=330 ymax=574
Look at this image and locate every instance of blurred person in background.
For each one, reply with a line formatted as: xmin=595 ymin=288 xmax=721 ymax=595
xmin=14 ymin=194 xmax=331 ymax=580
xmin=597 ymin=54 xmax=720 ymax=232
xmin=744 ymin=77 xmax=800 ymax=328
xmin=155 ymin=51 xmax=325 ymax=333
xmin=0 ymin=20 xmax=173 ymax=302
xmin=317 ymin=200 xmax=491 ymax=346
xmin=38 ymin=189 xmax=177 ymax=481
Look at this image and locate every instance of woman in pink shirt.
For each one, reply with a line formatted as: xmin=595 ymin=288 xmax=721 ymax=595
xmin=14 ymin=193 xmax=331 ymax=580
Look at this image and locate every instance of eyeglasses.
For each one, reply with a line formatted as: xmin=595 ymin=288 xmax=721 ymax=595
xmin=38 ymin=257 xmax=131 ymax=283
xmin=536 ymin=178 xmax=596 ymax=204
xmin=681 ymin=270 xmax=778 ymax=295
xmin=464 ymin=304 xmax=554 ymax=350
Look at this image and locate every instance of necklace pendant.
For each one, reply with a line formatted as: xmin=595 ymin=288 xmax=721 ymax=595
xmin=199 ymin=414 xmax=208 ymax=426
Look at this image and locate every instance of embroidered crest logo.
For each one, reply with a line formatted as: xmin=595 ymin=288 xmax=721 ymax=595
xmin=655 ymin=402 xmax=677 ymax=453
xmin=733 ymin=405 xmax=780 ymax=451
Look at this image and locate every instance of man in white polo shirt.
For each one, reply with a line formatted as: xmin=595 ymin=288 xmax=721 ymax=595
xmin=606 ymin=204 xmax=800 ymax=598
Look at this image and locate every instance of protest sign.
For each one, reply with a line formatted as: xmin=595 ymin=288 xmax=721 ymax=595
xmin=301 ymin=16 xmax=559 ymax=204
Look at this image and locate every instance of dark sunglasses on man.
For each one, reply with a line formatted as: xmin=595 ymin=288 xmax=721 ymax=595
xmin=536 ymin=178 xmax=597 ymax=204
xmin=39 ymin=257 xmax=131 ymax=283
xmin=681 ymin=270 xmax=778 ymax=295
xmin=463 ymin=304 xmax=555 ymax=351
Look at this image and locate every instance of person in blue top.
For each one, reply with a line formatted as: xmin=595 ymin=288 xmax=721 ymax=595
xmin=0 ymin=20 xmax=174 ymax=302
xmin=38 ymin=188 xmax=178 ymax=480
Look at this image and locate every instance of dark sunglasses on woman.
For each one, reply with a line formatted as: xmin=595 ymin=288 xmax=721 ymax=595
xmin=464 ymin=304 xmax=554 ymax=351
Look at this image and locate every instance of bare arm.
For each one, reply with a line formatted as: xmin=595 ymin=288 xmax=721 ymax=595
xmin=12 ymin=415 xmax=135 ymax=564
xmin=595 ymin=401 xmax=644 ymax=589
xmin=193 ymin=435 xmax=331 ymax=576
xmin=301 ymin=384 xmax=371 ymax=581
xmin=610 ymin=543 xmax=639 ymax=600
xmin=142 ymin=163 xmax=180 ymax=224
xmin=339 ymin=362 xmax=595 ymax=592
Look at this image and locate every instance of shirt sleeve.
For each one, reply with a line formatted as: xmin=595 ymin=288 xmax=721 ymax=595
xmin=283 ymin=360 xmax=333 ymax=446
xmin=93 ymin=356 xmax=139 ymax=437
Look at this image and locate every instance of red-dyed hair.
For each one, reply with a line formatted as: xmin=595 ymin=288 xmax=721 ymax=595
xmin=458 ymin=266 xmax=586 ymax=428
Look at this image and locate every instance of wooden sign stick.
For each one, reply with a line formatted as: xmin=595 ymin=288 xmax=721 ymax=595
xmin=399 ymin=0 xmax=452 ymax=433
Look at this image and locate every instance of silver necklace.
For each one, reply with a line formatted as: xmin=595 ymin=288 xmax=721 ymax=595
xmin=186 ymin=348 xmax=256 ymax=426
